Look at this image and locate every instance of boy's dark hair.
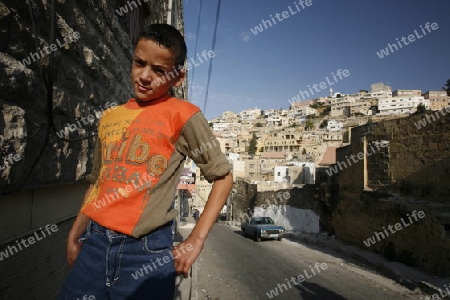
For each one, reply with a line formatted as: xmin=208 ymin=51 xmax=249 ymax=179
xmin=136 ymin=24 xmax=187 ymax=67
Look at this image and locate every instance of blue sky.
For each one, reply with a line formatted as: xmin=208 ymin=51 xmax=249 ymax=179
xmin=183 ymin=0 xmax=450 ymax=119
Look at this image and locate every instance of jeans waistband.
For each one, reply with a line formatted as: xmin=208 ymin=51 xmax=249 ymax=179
xmin=88 ymin=220 xmax=173 ymax=237
xmin=89 ymin=220 xmax=114 ymax=233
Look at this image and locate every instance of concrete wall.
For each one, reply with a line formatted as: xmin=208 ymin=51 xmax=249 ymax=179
xmin=0 ymin=182 xmax=88 ymax=245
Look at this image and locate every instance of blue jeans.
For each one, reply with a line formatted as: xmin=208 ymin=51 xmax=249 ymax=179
xmin=57 ymin=220 xmax=176 ymax=300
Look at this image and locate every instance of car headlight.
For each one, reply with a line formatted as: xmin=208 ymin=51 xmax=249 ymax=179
xmin=261 ymin=230 xmax=266 ymax=233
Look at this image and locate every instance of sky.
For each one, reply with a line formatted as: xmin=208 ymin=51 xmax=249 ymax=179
xmin=183 ymin=0 xmax=450 ymax=119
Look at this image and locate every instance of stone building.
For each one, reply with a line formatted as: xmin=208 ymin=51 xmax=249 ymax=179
xmin=378 ymin=96 xmax=429 ymax=116
xmin=261 ymin=130 xmax=302 ymax=152
xmin=392 ymin=89 xmax=421 ymax=97
xmin=323 ymin=112 xmax=450 ymax=276
xmin=424 ymin=90 xmax=449 ymax=111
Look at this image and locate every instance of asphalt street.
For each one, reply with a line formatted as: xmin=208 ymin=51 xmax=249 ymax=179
xmin=192 ymin=224 xmax=427 ymax=300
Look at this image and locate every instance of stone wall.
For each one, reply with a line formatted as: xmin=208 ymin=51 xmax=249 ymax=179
xmin=231 ymin=179 xmax=321 ymax=232
xmin=231 ymin=179 xmax=257 ymax=220
xmin=329 ymin=111 xmax=450 ymax=276
xmin=0 ymin=0 xmax=185 ymax=193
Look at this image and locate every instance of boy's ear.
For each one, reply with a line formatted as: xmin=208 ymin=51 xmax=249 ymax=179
xmin=172 ymin=68 xmax=186 ymax=87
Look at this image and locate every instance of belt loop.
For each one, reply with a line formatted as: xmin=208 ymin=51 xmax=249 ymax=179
xmin=86 ymin=220 xmax=93 ymax=234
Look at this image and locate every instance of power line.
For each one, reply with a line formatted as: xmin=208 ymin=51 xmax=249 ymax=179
xmin=188 ymin=0 xmax=204 ymax=101
xmin=203 ymin=0 xmax=221 ymax=114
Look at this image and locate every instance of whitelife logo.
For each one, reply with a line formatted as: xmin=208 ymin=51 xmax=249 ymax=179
xmin=363 ymin=210 xmax=425 ymax=247
xmin=325 ymin=140 xmax=387 ymax=177
xmin=131 ymin=243 xmax=193 ymax=280
xmin=376 ymin=22 xmax=439 ymax=59
xmin=153 ymin=50 xmax=215 ymax=89
xmin=55 ymin=102 xmax=118 ymax=139
xmin=414 ymin=106 xmax=450 ymax=129
xmin=228 ymin=192 xmax=290 ymax=227
xmin=0 ymin=224 xmax=59 ymax=261
xmin=115 ymin=0 xmax=148 ymax=16
xmin=190 ymin=136 xmax=220 ymax=158
xmin=77 ymin=296 xmax=95 ymax=300
xmin=288 ymin=69 xmax=350 ymax=106
xmin=266 ymin=262 xmax=328 ymax=298
xmin=421 ymin=283 xmax=450 ymax=300
xmin=20 ymin=31 xmax=80 ymax=67
xmin=0 ymin=153 xmax=21 ymax=171
xmin=92 ymin=172 xmax=155 ymax=211
xmin=250 ymin=0 xmax=313 ymax=35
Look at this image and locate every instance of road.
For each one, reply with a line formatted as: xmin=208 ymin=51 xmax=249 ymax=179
xmin=192 ymin=224 xmax=426 ymax=300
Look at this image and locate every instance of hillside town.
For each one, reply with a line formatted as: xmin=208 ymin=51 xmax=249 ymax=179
xmin=190 ymin=83 xmax=449 ymax=190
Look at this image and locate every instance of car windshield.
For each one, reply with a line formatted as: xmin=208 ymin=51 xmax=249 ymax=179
xmin=254 ymin=217 xmax=274 ymax=225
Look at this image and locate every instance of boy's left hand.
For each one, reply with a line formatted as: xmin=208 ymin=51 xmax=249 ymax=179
xmin=172 ymin=238 xmax=204 ymax=278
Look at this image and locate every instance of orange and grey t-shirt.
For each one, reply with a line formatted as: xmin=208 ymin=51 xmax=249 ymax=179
xmin=82 ymin=96 xmax=231 ymax=237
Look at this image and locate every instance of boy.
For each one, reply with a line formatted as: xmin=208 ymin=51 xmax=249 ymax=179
xmin=58 ymin=24 xmax=233 ymax=299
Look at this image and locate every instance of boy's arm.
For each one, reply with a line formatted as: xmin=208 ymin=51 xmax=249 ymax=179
xmin=66 ymin=185 xmax=93 ymax=265
xmin=66 ymin=138 xmax=101 ymax=265
xmin=172 ymin=172 xmax=233 ymax=277
xmin=173 ymin=111 xmax=234 ymax=277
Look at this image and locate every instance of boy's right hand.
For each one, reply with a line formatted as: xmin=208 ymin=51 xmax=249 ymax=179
xmin=66 ymin=232 xmax=83 ymax=266
xmin=67 ymin=187 xmax=93 ymax=266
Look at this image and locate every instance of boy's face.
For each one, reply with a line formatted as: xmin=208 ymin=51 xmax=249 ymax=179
xmin=131 ymin=39 xmax=185 ymax=102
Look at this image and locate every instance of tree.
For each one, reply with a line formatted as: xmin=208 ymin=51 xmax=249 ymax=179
xmin=319 ymin=119 xmax=328 ymax=128
xmin=310 ymin=102 xmax=321 ymax=109
xmin=321 ymin=105 xmax=331 ymax=116
xmin=248 ymin=132 xmax=258 ymax=157
xmin=305 ymin=118 xmax=314 ymax=130
xmin=291 ymin=122 xmax=298 ymax=128
xmin=414 ymin=103 xmax=427 ymax=114
xmin=255 ymin=122 xmax=263 ymax=127
xmin=444 ymin=78 xmax=450 ymax=96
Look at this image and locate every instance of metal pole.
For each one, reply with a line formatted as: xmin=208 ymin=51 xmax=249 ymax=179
xmin=167 ymin=0 xmax=173 ymax=25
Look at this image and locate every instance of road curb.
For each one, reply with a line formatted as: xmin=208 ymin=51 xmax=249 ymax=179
xmin=173 ymin=222 xmax=197 ymax=300
xmin=190 ymin=255 xmax=199 ymax=300
xmin=283 ymin=232 xmax=450 ymax=298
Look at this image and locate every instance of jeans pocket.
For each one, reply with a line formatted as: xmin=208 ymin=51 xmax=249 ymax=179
xmin=142 ymin=226 xmax=172 ymax=254
xmin=78 ymin=221 xmax=95 ymax=244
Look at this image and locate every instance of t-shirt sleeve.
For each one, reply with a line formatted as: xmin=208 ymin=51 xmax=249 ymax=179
xmin=85 ymin=137 xmax=101 ymax=184
xmin=177 ymin=112 xmax=232 ymax=183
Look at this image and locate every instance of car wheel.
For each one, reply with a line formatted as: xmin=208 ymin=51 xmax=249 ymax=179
xmin=277 ymin=237 xmax=282 ymax=241
xmin=242 ymin=229 xmax=246 ymax=237
xmin=254 ymin=232 xmax=261 ymax=242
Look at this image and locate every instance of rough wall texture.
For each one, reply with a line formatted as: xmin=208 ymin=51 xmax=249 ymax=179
xmin=232 ymin=179 xmax=257 ymax=220
xmin=0 ymin=0 xmax=186 ymax=193
xmin=329 ymin=112 xmax=450 ymax=276
xmin=231 ymin=179 xmax=321 ymax=230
